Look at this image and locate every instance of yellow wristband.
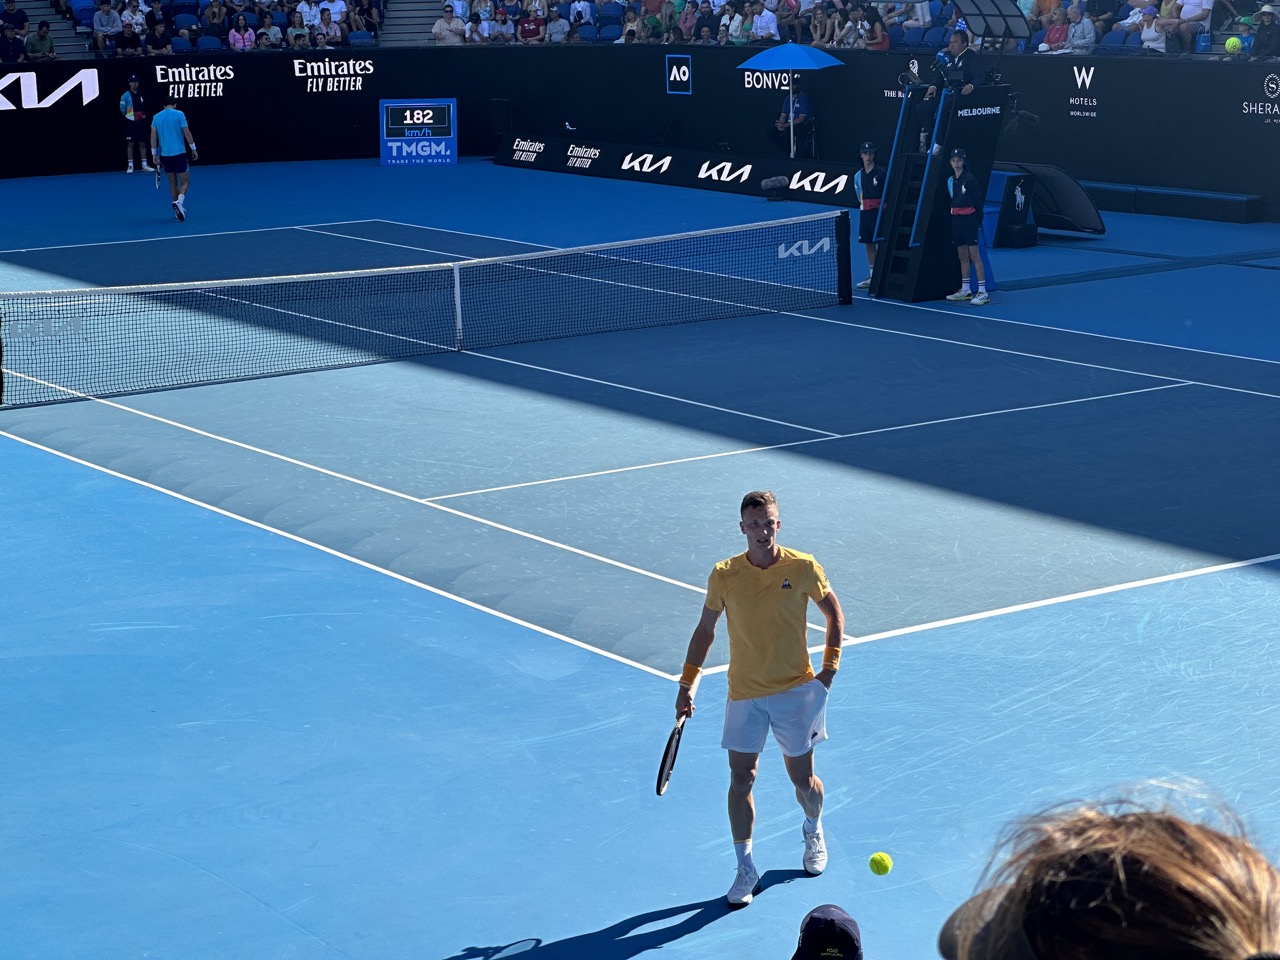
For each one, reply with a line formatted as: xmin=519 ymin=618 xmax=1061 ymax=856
xmin=679 ymin=662 xmax=702 ymax=688
xmin=822 ymin=646 xmax=841 ymax=672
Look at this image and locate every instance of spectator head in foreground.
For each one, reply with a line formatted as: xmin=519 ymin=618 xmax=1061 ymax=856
xmin=793 ymin=904 xmax=863 ymax=960
xmin=939 ymin=785 xmax=1280 ymax=960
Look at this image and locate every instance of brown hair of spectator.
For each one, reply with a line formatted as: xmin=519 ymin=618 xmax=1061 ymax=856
xmin=740 ymin=491 xmax=777 ymax=514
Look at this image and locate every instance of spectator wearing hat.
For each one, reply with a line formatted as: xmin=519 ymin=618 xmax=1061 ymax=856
xmin=0 ymin=0 xmax=29 ymax=38
xmin=120 ymin=76 xmax=152 ymax=174
xmin=0 ymin=20 xmax=23 ymax=59
xmin=792 ymin=905 xmax=863 ymax=960
xmin=854 ymin=141 xmax=885 ymax=290
xmin=120 ymin=0 xmax=147 ymax=32
xmin=944 ymin=147 xmax=989 ymax=306
xmin=516 ymin=6 xmax=546 ymax=41
xmin=116 ymin=17 xmax=143 ymax=52
xmin=769 ymin=73 xmax=813 ymax=157
xmin=24 ymin=18 xmax=55 ymax=57
xmin=483 ymin=5 xmax=515 ymax=38
xmin=1139 ymin=5 xmax=1168 ymax=47
xmin=92 ymin=0 xmax=122 ymax=54
xmin=1251 ymin=3 xmax=1279 ymax=54
xmin=546 ymin=5 xmax=570 ymax=39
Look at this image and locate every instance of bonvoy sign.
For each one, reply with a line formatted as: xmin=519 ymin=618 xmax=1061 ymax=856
xmin=0 ymin=68 xmax=98 ymax=110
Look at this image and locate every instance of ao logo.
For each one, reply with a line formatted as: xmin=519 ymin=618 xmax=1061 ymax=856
xmin=665 ymin=54 xmax=692 ymax=95
xmin=777 ymin=238 xmax=831 ymax=259
xmin=669 ymin=63 xmax=689 ymax=82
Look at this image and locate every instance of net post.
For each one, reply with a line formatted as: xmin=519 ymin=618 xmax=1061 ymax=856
xmin=452 ymin=264 xmax=464 ymax=350
xmin=836 ymin=211 xmax=853 ymax=306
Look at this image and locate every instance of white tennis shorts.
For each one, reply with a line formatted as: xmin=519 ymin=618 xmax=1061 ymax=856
xmin=721 ymin=679 xmax=829 ymax=757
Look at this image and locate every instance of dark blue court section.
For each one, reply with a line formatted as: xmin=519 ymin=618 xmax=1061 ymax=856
xmin=4 ymin=160 xmax=1280 ymax=960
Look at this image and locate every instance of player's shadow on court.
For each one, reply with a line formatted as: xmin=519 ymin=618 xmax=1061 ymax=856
xmin=439 ymin=869 xmax=810 ymax=960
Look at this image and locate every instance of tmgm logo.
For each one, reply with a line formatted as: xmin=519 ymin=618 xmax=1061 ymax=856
xmin=0 ymin=68 xmax=99 ymax=110
xmin=1073 ymin=66 xmax=1095 ymax=90
xmin=778 ymin=237 xmax=831 ymax=259
xmin=621 ymin=152 xmax=672 ymax=174
xmin=388 ymin=140 xmax=451 ymax=158
xmin=697 ymin=160 xmax=752 ymax=183
xmin=666 ymin=54 xmax=692 ymax=95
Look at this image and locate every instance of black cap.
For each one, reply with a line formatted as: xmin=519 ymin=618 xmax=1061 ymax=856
xmin=792 ymin=904 xmax=863 ymax=960
xmin=950 ymin=147 xmax=967 ymax=159
xmin=859 ymin=141 xmax=876 ymax=154
xmin=128 ymin=74 xmax=140 ymax=81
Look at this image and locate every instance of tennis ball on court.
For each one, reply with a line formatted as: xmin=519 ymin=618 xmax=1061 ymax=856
xmin=1225 ymin=35 xmax=1243 ymax=52
xmin=869 ymin=852 xmax=893 ymax=875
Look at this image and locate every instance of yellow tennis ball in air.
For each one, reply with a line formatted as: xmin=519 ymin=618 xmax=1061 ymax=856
xmin=869 ymin=852 xmax=893 ymax=875
xmin=1225 ymin=35 xmax=1242 ymax=52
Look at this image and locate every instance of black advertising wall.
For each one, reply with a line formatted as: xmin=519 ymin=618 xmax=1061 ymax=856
xmin=2 ymin=49 xmax=1279 ymax=216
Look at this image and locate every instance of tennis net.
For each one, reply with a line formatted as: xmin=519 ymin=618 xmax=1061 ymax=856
xmin=0 ymin=211 xmax=851 ymax=408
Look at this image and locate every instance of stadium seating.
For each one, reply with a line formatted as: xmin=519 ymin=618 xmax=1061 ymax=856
xmin=597 ymin=0 xmax=623 ymax=25
xmin=1095 ymin=28 xmax=1127 ymax=52
xmin=921 ymin=24 xmax=946 ymax=45
xmin=576 ymin=21 xmax=597 ymax=37
xmin=902 ymin=25 xmax=924 ymax=46
xmin=348 ymin=28 xmax=375 ymax=43
xmin=196 ymin=33 xmax=223 ymax=48
xmin=598 ymin=21 xmax=621 ymax=38
xmin=174 ymin=12 xmax=199 ymax=30
xmin=171 ymin=34 xmax=194 ymax=49
xmin=1123 ymin=29 xmax=1146 ymax=51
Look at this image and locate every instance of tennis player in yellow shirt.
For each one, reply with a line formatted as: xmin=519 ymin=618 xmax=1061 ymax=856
xmin=675 ymin=490 xmax=845 ymax=906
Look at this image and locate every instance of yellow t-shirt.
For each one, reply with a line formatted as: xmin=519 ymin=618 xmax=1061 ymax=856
xmin=705 ymin=547 xmax=831 ymax=701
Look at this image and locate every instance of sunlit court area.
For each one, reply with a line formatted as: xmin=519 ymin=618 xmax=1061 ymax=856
xmin=4 ymin=28 xmax=1280 ymax=960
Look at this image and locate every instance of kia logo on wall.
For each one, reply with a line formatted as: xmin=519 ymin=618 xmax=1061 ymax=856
xmin=0 ymin=68 xmax=99 ymax=110
xmin=621 ymin=152 xmax=673 ymax=174
xmin=697 ymin=160 xmax=752 ymax=183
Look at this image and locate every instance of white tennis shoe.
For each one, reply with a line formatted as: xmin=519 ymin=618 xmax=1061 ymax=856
xmin=803 ymin=823 xmax=828 ymax=875
xmin=971 ymin=291 xmax=990 ymax=306
xmin=726 ymin=865 xmax=760 ymax=905
xmin=856 ymin=277 xmax=872 ymax=289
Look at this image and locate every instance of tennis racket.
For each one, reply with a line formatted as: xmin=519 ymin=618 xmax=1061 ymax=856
xmin=655 ymin=716 xmax=686 ymax=797
xmin=154 ymin=162 xmax=160 ymax=189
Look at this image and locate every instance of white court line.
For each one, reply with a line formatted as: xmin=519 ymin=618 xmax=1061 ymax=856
xmin=426 ymin=382 xmax=1192 ymax=501
xmin=862 ymin=296 xmax=1280 ymax=369
xmin=790 ymin=310 xmax=1280 ymax=402
xmin=0 ymin=429 xmax=671 ymax=681
xmin=371 ymin=219 xmax=556 ymax=249
xmin=295 ymin=227 xmax=479 ymax=261
xmin=0 ymin=221 xmax=382 ymax=256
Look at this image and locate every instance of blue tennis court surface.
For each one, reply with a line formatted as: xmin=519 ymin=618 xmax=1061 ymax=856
xmin=3 ymin=159 xmax=1279 ymax=960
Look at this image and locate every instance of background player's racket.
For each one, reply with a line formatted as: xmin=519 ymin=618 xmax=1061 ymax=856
xmin=154 ymin=163 xmax=160 ymax=190
xmin=655 ymin=716 xmax=685 ymax=796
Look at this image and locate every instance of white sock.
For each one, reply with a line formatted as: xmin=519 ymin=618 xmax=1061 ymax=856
xmin=804 ymin=816 xmax=820 ymax=834
xmin=978 ymin=280 xmax=987 ymax=293
xmin=734 ymin=840 xmax=755 ymax=870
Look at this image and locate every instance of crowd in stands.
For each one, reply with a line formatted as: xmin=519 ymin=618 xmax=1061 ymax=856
xmin=426 ymin=0 xmax=1279 ymax=52
xmin=0 ymin=0 xmax=383 ymax=59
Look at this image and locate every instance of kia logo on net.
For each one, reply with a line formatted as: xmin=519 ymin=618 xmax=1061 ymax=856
xmin=0 ymin=68 xmax=99 ymax=110
xmin=621 ymin=152 xmax=673 ymax=174
xmin=1073 ymin=66 xmax=1095 ymax=89
xmin=777 ymin=238 xmax=831 ymax=259
xmin=789 ymin=171 xmax=848 ymax=194
xmin=697 ymin=161 xmax=752 ymax=183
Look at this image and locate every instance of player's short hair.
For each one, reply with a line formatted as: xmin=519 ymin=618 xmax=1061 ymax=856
xmin=953 ymin=28 xmax=969 ymax=44
xmin=740 ymin=490 xmax=777 ymax=514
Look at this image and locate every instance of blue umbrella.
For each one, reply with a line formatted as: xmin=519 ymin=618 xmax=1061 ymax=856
xmin=737 ymin=41 xmax=845 ymax=72
xmin=738 ymin=43 xmax=844 ymax=157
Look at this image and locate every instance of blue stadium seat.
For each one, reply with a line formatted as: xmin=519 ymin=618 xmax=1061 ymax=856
xmin=173 ymin=12 xmax=198 ymax=30
xmin=1123 ymin=28 xmax=1146 ymax=50
xmin=196 ymin=33 xmax=224 ymax=48
xmin=348 ymin=28 xmax=375 ymax=43
xmin=171 ymin=34 xmax=194 ymax=49
xmin=887 ymin=23 xmax=903 ymax=45
xmin=929 ymin=0 xmax=942 ymax=19
xmin=172 ymin=1 xmax=198 ymax=14
xmin=1027 ymin=27 xmax=1044 ymax=49
xmin=901 ymin=25 xmax=925 ymax=46
xmin=597 ymin=0 xmax=624 ymax=25
xmin=1095 ymin=28 xmax=1126 ymax=52
xmin=74 ymin=4 xmax=95 ymax=26
xmin=576 ymin=22 xmax=597 ymax=38
xmin=598 ymin=21 xmax=621 ymax=38
xmin=239 ymin=10 xmax=258 ymax=26
xmin=555 ymin=2 xmax=570 ymax=18
xmin=921 ymin=24 xmax=946 ymax=45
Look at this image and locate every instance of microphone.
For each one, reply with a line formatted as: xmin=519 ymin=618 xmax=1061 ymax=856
xmin=761 ymin=175 xmax=789 ymax=200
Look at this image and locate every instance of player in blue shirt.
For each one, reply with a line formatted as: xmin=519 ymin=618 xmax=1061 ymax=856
xmin=944 ymin=148 xmax=988 ymax=306
xmin=149 ymin=95 xmax=198 ymax=222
